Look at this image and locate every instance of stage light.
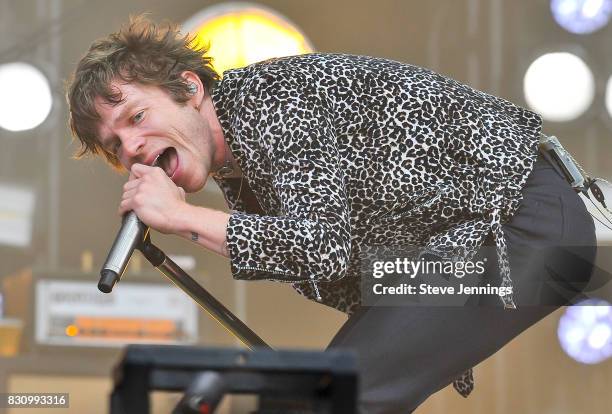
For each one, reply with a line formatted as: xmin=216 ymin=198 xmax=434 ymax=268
xmin=551 ymin=0 xmax=612 ymax=34
xmin=557 ymin=299 xmax=612 ymax=364
xmin=0 ymin=183 xmax=35 ymax=247
xmin=0 ymin=62 xmax=52 ymax=132
xmin=606 ymin=75 xmax=612 ymax=118
xmin=182 ymin=3 xmax=314 ymax=76
xmin=523 ymin=52 xmax=595 ymax=122
xmin=65 ymin=325 xmax=79 ymax=337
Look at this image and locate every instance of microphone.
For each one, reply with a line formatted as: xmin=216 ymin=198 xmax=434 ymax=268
xmin=172 ymin=371 xmax=226 ymax=414
xmin=98 ymin=156 xmax=159 ymax=293
xmin=98 ymin=212 xmax=149 ymax=293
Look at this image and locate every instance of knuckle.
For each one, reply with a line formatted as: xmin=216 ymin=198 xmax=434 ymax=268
xmin=133 ymin=194 xmax=145 ymax=207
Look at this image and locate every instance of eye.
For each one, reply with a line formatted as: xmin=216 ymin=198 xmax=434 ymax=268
xmin=132 ymin=110 xmax=145 ymax=124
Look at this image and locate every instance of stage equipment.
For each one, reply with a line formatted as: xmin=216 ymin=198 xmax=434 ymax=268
xmin=0 ymin=183 xmax=35 ymax=248
xmin=550 ymin=0 xmax=612 ymax=34
xmin=110 ymin=345 xmax=357 ymax=414
xmin=524 ymin=52 xmax=595 ymax=122
xmin=182 ymin=3 xmax=314 ymax=75
xmin=558 ymin=298 xmax=612 ymax=363
xmin=0 ymin=62 xmax=52 ymax=131
xmin=99 ymin=213 xmax=357 ymax=412
xmin=539 ymin=134 xmax=612 ymax=230
xmin=98 ymin=210 xmax=149 ymax=293
xmin=35 ymin=279 xmax=197 ymax=347
xmin=539 ymin=134 xmax=588 ymax=190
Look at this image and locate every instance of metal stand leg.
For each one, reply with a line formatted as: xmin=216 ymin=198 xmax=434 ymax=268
xmin=138 ymin=235 xmax=271 ymax=350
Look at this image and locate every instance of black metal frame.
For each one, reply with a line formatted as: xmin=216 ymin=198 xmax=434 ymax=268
xmin=110 ymin=345 xmax=357 ymax=414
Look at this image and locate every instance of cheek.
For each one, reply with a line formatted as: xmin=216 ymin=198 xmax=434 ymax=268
xmin=115 ymin=153 xmax=130 ymax=170
xmin=182 ymin=118 xmax=208 ymax=153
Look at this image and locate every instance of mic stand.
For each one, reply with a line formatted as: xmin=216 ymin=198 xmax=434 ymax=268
xmin=137 ymin=232 xmax=271 ymax=350
xmin=106 ymin=234 xmax=359 ymax=414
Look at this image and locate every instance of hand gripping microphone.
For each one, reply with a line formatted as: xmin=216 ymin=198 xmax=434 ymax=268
xmin=98 ymin=156 xmax=160 ymax=293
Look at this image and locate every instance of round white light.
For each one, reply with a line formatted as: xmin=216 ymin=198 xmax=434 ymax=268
xmin=0 ymin=62 xmax=52 ymax=132
xmin=551 ymin=0 xmax=612 ymax=34
xmin=588 ymin=323 xmax=611 ymax=349
xmin=606 ymin=75 xmax=612 ymax=119
xmin=523 ymin=52 xmax=595 ymax=122
xmin=558 ymin=299 xmax=612 ymax=364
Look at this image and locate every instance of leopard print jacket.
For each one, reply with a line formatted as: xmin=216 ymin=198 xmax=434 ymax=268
xmin=210 ymin=53 xmax=542 ymax=398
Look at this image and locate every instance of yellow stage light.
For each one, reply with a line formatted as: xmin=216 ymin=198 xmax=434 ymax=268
xmin=182 ymin=3 xmax=314 ymax=76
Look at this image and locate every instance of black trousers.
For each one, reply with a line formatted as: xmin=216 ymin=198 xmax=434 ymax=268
xmin=327 ymin=154 xmax=597 ymax=413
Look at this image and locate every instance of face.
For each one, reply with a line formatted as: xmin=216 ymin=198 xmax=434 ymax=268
xmin=95 ymin=80 xmax=214 ymax=192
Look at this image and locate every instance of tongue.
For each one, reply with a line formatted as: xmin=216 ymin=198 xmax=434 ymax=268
xmin=161 ymin=147 xmax=178 ymax=177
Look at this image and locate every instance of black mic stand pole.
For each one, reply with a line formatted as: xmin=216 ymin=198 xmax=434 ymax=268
xmin=133 ymin=232 xmax=271 ymax=350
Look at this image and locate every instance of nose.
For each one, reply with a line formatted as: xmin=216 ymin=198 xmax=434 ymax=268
xmin=120 ymin=132 xmax=146 ymax=166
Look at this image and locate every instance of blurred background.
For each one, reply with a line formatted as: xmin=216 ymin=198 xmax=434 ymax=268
xmin=1 ymin=0 xmax=612 ymax=412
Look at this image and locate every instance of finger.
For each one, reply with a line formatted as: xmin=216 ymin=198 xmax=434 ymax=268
xmin=128 ymin=166 xmax=149 ymax=182
xmin=118 ymin=199 xmax=132 ymax=216
xmin=178 ymin=187 xmax=186 ymax=198
xmin=153 ymin=166 xmax=173 ymax=182
xmin=123 ymin=178 xmax=141 ymax=192
xmin=121 ymin=187 xmax=138 ymax=201
xmin=130 ymin=163 xmax=151 ymax=178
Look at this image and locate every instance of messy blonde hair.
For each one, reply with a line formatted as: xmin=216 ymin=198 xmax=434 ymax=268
xmin=66 ymin=14 xmax=219 ymax=167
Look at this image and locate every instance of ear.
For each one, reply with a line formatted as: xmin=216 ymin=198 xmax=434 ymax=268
xmin=180 ymin=70 xmax=205 ymax=106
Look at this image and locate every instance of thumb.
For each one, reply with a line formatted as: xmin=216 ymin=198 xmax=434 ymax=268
xmin=130 ymin=163 xmax=149 ymax=178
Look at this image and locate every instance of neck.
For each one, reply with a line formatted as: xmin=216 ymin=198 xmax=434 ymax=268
xmin=201 ymin=93 xmax=242 ymax=178
xmin=215 ymin=140 xmax=242 ymax=178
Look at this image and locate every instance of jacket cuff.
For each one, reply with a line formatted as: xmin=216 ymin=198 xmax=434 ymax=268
xmin=226 ymin=212 xmax=306 ymax=281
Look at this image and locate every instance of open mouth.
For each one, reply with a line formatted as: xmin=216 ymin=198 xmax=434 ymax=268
xmin=156 ymin=147 xmax=178 ymax=178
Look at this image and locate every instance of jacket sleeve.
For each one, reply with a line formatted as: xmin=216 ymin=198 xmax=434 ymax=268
xmin=225 ymin=69 xmax=352 ymax=286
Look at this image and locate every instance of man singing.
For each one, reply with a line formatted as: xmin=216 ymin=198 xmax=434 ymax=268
xmin=67 ymin=16 xmax=596 ymax=413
